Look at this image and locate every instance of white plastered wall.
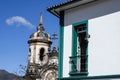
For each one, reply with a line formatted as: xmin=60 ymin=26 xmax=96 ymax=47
xmin=88 ymin=11 xmax=120 ymax=76
xmin=63 ymin=0 xmax=120 ymax=77
xmin=64 ymin=0 xmax=120 ymax=26
xmin=63 ymin=25 xmax=72 ymax=77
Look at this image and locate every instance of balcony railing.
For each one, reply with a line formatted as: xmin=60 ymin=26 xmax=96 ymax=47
xmin=69 ymin=54 xmax=88 ymax=76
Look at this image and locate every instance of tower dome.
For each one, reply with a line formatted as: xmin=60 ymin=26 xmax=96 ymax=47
xmin=28 ymin=14 xmax=51 ymax=44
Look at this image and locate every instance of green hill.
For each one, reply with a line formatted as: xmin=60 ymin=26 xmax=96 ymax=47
xmin=0 ymin=69 xmax=23 ymax=80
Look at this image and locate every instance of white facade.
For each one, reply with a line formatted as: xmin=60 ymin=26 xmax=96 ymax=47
xmin=64 ymin=0 xmax=120 ymax=26
xmin=29 ymin=43 xmax=49 ymax=64
xmin=62 ymin=0 xmax=120 ymax=77
xmin=63 ymin=25 xmax=72 ymax=77
xmin=88 ymin=11 xmax=120 ymax=76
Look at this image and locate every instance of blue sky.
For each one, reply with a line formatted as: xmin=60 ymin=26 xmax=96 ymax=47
xmin=0 ymin=0 xmax=66 ymax=74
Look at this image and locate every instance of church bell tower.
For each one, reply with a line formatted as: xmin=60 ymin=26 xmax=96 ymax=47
xmin=25 ymin=14 xmax=54 ymax=80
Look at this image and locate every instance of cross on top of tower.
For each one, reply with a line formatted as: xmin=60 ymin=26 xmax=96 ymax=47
xmin=52 ymin=33 xmax=58 ymax=48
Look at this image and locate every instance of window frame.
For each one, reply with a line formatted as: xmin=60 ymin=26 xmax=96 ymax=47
xmin=69 ymin=20 xmax=88 ymax=76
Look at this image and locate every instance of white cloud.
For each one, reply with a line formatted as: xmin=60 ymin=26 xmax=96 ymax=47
xmin=6 ymin=16 xmax=35 ymax=29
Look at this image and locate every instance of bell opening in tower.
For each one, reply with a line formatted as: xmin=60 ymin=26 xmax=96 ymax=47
xmin=39 ymin=48 xmax=45 ymax=61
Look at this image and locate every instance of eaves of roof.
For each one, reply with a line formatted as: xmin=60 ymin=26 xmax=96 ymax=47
xmin=47 ymin=0 xmax=78 ymax=10
xmin=47 ymin=0 xmax=97 ymax=18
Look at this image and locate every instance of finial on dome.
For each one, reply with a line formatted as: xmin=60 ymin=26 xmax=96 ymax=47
xmin=40 ymin=12 xmax=42 ymax=25
xmin=37 ymin=12 xmax=45 ymax=32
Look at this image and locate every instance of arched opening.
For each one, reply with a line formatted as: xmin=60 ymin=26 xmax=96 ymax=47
xmin=39 ymin=48 xmax=45 ymax=61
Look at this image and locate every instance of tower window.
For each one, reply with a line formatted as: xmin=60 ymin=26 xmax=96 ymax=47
xmin=39 ymin=48 xmax=45 ymax=61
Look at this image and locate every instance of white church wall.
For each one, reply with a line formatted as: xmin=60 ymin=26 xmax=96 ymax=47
xmin=35 ymin=43 xmax=49 ymax=64
xmin=36 ymin=45 xmax=39 ymax=63
xmin=88 ymin=11 xmax=120 ymax=76
xmin=63 ymin=25 xmax=72 ymax=77
xmin=29 ymin=43 xmax=49 ymax=64
xmin=30 ymin=45 xmax=34 ymax=63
